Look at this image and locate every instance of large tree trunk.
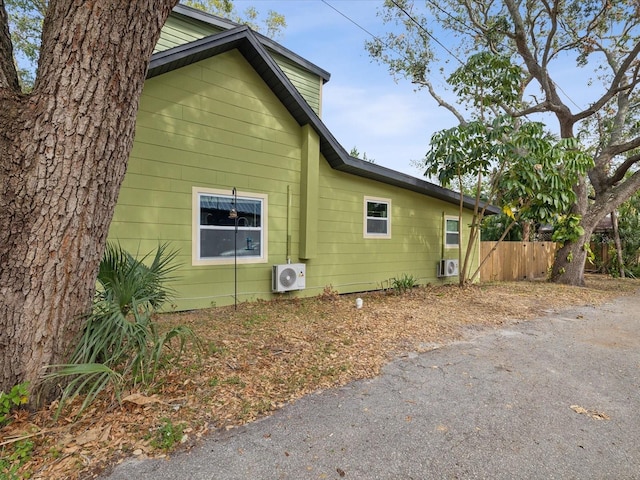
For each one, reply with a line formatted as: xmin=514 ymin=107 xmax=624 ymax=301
xmin=0 ymin=1 xmax=178 ymax=403
xmin=551 ymin=227 xmax=595 ymax=287
xmin=551 ymin=170 xmax=640 ymax=285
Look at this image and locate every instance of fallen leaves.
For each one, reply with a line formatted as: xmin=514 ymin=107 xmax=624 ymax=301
xmin=1 ymin=275 xmax=636 ymax=479
xmin=122 ymin=393 xmax=166 ymax=407
xmin=570 ymin=405 xmax=611 ymax=420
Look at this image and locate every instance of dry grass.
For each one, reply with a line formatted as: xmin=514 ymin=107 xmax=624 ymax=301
xmin=2 ymin=275 xmax=638 ymax=479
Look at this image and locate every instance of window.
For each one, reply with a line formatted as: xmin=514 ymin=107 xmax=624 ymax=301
xmin=193 ymin=187 xmax=267 ymax=265
xmin=364 ymin=197 xmax=391 ymax=238
xmin=445 ymin=216 xmax=460 ymax=248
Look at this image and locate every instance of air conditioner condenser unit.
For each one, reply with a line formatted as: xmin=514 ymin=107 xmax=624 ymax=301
xmin=272 ymin=263 xmax=306 ymax=292
xmin=438 ymin=259 xmax=459 ymax=277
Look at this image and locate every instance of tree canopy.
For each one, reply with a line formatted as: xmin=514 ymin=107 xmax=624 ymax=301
xmin=183 ymin=0 xmax=285 ymax=38
xmin=368 ymin=0 xmax=640 ymax=285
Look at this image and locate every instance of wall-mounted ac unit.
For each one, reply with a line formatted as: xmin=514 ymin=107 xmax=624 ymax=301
xmin=272 ymin=263 xmax=306 ymax=292
xmin=438 ymin=259 xmax=459 ymax=277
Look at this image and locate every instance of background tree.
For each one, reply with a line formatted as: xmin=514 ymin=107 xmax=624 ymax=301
xmin=6 ymin=0 xmax=286 ymax=89
xmin=422 ymin=50 xmax=591 ymax=284
xmin=350 ymin=146 xmax=376 ymax=163
xmin=0 ymin=0 xmax=179 ymax=401
xmin=616 ymin=191 xmax=640 ymax=276
xmin=426 ymin=115 xmax=591 ymax=285
xmin=183 ymin=0 xmax=285 ymax=39
xmin=4 ymin=0 xmax=44 ymax=88
xmin=367 ymin=0 xmax=640 ymax=286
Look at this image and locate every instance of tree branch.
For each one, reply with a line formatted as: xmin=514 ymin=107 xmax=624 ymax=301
xmin=591 ymin=169 xmax=640 ymax=218
xmin=603 ymin=135 xmax=640 ymax=159
xmin=539 ymin=0 xmax=558 ymax=70
xmin=421 ymin=78 xmax=467 ymax=125
xmin=609 ymin=152 xmax=640 ymax=187
xmin=573 ymin=40 xmax=640 ymax=123
xmin=590 ymin=131 xmax=640 ymax=192
xmin=513 ymin=100 xmax=555 ymax=117
xmin=504 ymin=0 xmax=573 ymax=132
xmin=0 ymin=0 xmax=20 ymax=91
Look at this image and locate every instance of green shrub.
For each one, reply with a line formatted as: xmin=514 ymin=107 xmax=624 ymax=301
xmin=0 ymin=439 xmax=34 ymax=480
xmin=46 ymin=243 xmax=201 ymax=417
xmin=150 ymin=418 xmax=186 ymax=451
xmin=0 ymin=383 xmax=29 ymax=425
xmin=391 ymin=273 xmax=418 ymax=294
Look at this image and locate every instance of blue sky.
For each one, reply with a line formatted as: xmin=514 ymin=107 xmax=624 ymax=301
xmin=233 ymin=0 xmax=603 ymax=178
xmin=234 ymin=0 xmax=458 ymax=178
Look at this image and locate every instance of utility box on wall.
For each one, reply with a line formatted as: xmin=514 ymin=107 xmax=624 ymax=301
xmin=272 ymin=264 xmax=306 ymax=292
xmin=438 ymin=259 xmax=459 ymax=277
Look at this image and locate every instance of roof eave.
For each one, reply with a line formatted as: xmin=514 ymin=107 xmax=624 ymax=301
xmin=337 ymin=157 xmax=499 ymax=214
xmin=170 ymin=4 xmax=331 ymax=83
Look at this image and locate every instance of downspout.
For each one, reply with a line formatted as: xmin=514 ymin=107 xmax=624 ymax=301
xmin=441 ymin=211 xmax=445 ymax=260
xmin=287 ymin=185 xmax=291 ymax=264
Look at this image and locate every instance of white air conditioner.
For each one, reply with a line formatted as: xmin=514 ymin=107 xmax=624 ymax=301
xmin=438 ymin=259 xmax=459 ymax=277
xmin=272 ymin=263 xmax=306 ymax=292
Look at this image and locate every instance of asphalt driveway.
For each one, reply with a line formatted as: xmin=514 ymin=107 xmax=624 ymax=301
xmin=102 ymin=292 xmax=640 ymax=479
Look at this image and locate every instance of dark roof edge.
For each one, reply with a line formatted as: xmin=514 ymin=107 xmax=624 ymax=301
xmin=172 ymin=3 xmax=243 ymax=29
xmin=171 ymin=4 xmax=331 ymax=83
xmin=148 ymin=27 xmax=499 ymax=214
xmin=148 ymin=27 xmax=251 ymax=78
xmin=339 ymin=157 xmax=500 ymax=214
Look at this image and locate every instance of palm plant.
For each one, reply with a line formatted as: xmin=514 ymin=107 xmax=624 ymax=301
xmin=46 ymin=243 xmax=199 ymax=416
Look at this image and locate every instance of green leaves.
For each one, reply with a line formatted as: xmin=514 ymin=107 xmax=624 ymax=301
xmin=45 ymin=243 xmax=201 ymax=418
xmin=5 ymin=0 xmax=46 ymax=90
xmin=0 ymin=382 xmax=29 ymax=425
xmin=183 ymin=0 xmax=286 ymax=39
xmin=425 ymin=114 xmax=593 ymax=225
xmin=98 ymin=242 xmax=178 ymax=316
xmin=448 ymin=52 xmax=524 ymax=110
xmin=552 ymin=214 xmax=586 ymax=246
xmin=425 ymin=115 xmax=514 ymax=187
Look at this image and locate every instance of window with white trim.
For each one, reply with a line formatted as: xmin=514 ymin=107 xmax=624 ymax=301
xmin=193 ymin=188 xmax=267 ymax=264
xmin=364 ymin=197 xmax=391 ymax=238
xmin=445 ymin=216 xmax=460 ymax=248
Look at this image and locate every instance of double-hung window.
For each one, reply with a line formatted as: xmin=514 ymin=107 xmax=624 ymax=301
xmin=364 ymin=197 xmax=391 ymax=238
xmin=193 ymin=187 xmax=267 ymax=265
xmin=445 ymin=216 xmax=460 ymax=248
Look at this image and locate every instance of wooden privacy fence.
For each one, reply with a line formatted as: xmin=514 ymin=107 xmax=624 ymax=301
xmin=479 ymin=241 xmax=558 ymax=282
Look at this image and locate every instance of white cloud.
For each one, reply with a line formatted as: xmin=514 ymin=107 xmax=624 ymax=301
xmin=321 ymin=83 xmax=457 ymax=177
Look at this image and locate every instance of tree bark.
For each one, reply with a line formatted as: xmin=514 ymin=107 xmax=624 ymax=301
xmin=0 ymin=0 xmax=178 ymax=403
xmin=611 ymin=210 xmax=625 ymax=278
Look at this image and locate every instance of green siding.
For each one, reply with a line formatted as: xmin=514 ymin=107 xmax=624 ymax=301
xmin=299 ymin=125 xmax=320 ymax=259
xmin=155 ymin=15 xmax=224 ymax=53
xmin=270 ymin=52 xmax=322 ymax=115
xmin=305 ymin=160 xmax=478 ymax=295
xmin=156 ymin=13 xmax=323 ymax=114
xmin=111 ymin=50 xmax=303 ymax=309
xmin=111 ymin=47 xmax=478 ymax=310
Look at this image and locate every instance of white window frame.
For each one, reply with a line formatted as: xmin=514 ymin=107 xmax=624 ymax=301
xmin=192 ymin=187 xmax=268 ymax=266
xmin=445 ymin=215 xmax=460 ymax=248
xmin=363 ymin=196 xmax=391 ymax=239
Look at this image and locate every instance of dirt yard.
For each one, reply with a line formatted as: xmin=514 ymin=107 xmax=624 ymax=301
xmin=2 ymin=275 xmax=638 ymax=479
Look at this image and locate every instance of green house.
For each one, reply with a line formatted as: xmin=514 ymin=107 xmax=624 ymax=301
xmin=108 ymin=5 xmax=492 ymax=310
